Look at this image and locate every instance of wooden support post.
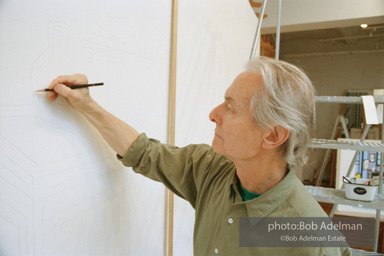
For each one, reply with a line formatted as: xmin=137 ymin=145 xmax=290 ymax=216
xmin=164 ymin=0 xmax=178 ymax=255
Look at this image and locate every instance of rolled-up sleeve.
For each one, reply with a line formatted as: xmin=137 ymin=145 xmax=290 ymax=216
xmin=117 ymin=133 xmax=224 ymax=208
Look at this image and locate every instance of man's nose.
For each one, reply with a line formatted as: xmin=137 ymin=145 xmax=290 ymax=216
xmin=209 ymin=105 xmax=222 ymax=125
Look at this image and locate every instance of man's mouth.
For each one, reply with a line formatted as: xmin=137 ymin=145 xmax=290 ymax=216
xmin=215 ymin=131 xmax=223 ymax=140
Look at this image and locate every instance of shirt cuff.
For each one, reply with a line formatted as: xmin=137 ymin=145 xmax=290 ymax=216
xmin=116 ymin=133 xmax=149 ymax=167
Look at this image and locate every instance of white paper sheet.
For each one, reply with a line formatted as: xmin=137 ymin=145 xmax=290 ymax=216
xmin=362 ymin=95 xmax=379 ymax=125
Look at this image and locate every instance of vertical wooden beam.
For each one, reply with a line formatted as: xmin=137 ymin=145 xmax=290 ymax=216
xmin=168 ymin=0 xmax=178 ymax=147
xmin=165 ymin=0 xmax=178 ymax=255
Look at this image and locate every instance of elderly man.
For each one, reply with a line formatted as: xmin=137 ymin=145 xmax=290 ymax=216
xmin=48 ymin=57 xmax=351 ymax=255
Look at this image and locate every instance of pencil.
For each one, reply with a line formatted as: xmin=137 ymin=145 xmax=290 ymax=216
xmin=35 ymin=83 xmax=104 ymax=92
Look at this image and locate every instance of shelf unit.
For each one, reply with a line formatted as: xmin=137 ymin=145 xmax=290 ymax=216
xmin=306 ymin=186 xmax=384 ymax=211
xmin=310 ymin=139 xmax=384 ymax=152
xmin=310 ymin=96 xmax=384 ymax=252
xmin=351 ymin=249 xmax=384 ymax=255
xmin=316 ymin=96 xmax=384 ymax=104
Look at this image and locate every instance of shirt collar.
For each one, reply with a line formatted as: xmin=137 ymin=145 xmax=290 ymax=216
xmin=230 ymin=169 xmax=297 ymax=217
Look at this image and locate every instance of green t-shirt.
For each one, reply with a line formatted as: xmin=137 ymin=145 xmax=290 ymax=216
xmin=238 ymin=180 xmax=261 ymax=201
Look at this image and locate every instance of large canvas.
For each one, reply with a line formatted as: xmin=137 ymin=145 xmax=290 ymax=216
xmin=0 ymin=0 xmax=256 ymax=255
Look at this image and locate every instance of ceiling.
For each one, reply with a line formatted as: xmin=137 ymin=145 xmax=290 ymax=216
xmin=275 ymin=23 xmax=384 ymax=57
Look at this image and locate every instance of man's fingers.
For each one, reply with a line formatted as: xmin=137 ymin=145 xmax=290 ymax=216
xmin=47 ymin=76 xmax=67 ymax=101
xmin=54 ymin=84 xmax=72 ymax=98
xmin=47 ymin=74 xmax=88 ymax=102
xmin=47 ymin=91 xmax=58 ymax=101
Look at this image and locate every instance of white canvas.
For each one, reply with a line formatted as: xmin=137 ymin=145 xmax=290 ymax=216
xmin=0 ymin=0 xmax=257 ymax=255
xmin=174 ymin=0 xmax=257 ymax=255
xmin=0 ymin=0 xmax=170 ymax=255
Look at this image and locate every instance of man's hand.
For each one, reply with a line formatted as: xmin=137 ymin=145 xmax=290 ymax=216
xmin=46 ymin=73 xmax=140 ymax=156
xmin=48 ymin=73 xmax=93 ymax=111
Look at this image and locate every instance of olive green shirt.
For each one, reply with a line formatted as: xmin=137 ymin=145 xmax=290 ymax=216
xmin=118 ymin=133 xmax=351 ymax=256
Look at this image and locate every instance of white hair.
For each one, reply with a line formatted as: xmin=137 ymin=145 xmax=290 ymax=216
xmin=246 ymin=57 xmax=316 ymax=169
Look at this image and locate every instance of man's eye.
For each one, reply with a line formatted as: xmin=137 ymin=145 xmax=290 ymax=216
xmin=226 ymin=104 xmax=233 ymax=112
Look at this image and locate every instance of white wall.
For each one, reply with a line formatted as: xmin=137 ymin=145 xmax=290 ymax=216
xmin=260 ymin=0 xmax=384 ymax=33
xmin=283 ymin=52 xmax=384 ymax=182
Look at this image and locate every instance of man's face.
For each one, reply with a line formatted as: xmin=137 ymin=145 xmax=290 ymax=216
xmin=209 ymin=72 xmax=268 ymax=162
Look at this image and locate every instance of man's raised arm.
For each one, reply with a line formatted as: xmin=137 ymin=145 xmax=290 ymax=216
xmin=48 ymin=73 xmax=140 ymax=157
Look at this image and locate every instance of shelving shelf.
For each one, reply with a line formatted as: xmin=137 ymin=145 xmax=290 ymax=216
xmin=306 ymin=186 xmax=384 ymax=211
xmin=310 ymin=139 xmax=384 ymax=153
xmin=351 ymin=249 xmax=384 ymax=255
xmin=316 ymin=96 xmax=384 ymax=104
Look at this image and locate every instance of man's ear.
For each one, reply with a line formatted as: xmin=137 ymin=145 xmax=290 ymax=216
xmin=262 ymin=126 xmax=290 ymax=149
